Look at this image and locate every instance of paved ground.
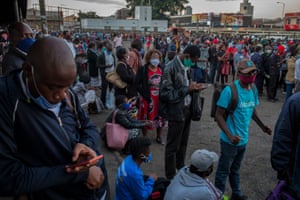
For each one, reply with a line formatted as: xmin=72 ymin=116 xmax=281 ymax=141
xmin=90 ymin=83 xmax=285 ymax=200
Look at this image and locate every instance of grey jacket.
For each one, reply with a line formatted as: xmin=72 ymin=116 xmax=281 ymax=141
xmin=164 ymin=167 xmax=223 ymax=200
xmin=159 ymin=56 xmax=190 ymax=121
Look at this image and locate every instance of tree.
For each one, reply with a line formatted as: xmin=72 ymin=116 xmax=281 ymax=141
xmin=125 ymin=0 xmax=189 ymax=20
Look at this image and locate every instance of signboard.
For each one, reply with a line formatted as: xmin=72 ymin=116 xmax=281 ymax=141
xmin=220 ymin=14 xmax=243 ymax=26
xmin=192 ymin=13 xmax=208 ymax=23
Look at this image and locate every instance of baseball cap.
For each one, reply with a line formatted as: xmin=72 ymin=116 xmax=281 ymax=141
xmin=213 ymin=38 xmax=219 ymax=44
xmin=238 ymin=59 xmax=257 ymax=74
xmin=277 ymin=45 xmax=285 ymax=52
xmin=190 ymin=149 xmax=219 ymax=172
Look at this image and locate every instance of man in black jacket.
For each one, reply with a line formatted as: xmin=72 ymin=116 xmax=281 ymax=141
xmin=2 ymin=21 xmax=35 ymax=75
xmin=159 ymin=45 xmax=206 ymax=179
xmin=0 ymin=37 xmax=108 ymax=200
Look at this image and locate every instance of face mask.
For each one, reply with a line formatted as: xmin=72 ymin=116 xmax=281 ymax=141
xmin=141 ymin=152 xmax=152 ymax=163
xmin=29 ymin=67 xmax=61 ymax=109
xmin=165 ymin=57 xmax=169 ymax=63
xmin=183 ymin=58 xmax=194 ymax=68
xmin=122 ymin=102 xmax=130 ymax=110
xmin=296 ymin=54 xmax=300 ymax=60
xmin=150 ymin=59 xmax=160 ymax=67
xmin=101 ymin=47 xmax=106 ymax=53
xmin=16 ymin=38 xmax=35 ymax=52
xmin=266 ymin=50 xmax=272 ymax=54
xmin=239 ymin=74 xmax=256 ymax=84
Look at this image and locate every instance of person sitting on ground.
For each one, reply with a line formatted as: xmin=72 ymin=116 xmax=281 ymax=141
xmin=101 ymin=95 xmax=152 ymax=152
xmin=164 ymin=149 xmax=223 ymax=200
xmin=115 ymin=136 xmax=158 ymax=200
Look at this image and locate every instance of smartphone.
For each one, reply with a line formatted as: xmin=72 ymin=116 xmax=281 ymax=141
xmin=68 ymin=154 xmax=104 ymax=169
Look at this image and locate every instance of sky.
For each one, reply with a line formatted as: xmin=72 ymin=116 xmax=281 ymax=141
xmin=28 ymin=0 xmax=300 ymax=19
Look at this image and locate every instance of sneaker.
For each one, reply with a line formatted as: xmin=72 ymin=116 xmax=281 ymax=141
xmin=156 ymin=137 xmax=165 ymax=145
xmin=230 ymin=195 xmax=248 ymax=200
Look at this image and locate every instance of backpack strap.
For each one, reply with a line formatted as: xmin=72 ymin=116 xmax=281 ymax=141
xmin=228 ymin=82 xmax=238 ymax=114
xmin=66 ymin=88 xmax=82 ymax=130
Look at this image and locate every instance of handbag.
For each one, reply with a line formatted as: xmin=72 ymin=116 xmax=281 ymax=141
xmin=105 ymin=62 xmax=127 ymax=89
xmin=106 ymin=110 xmax=129 ymax=150
xmin=265 ymin=180 xmax=296 ymax=200
xmin=191 ymin=91 xmax=204 ymax=121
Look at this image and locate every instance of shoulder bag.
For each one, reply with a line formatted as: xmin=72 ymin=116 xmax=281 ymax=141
xmin=105 ymin=61 xmax=128 ymax=89
xmin=106 ymin=110 xmax=129 ymax=150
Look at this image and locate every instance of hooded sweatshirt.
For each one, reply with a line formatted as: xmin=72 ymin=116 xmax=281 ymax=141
xmin=164 ymin=167 xmax=222 ymax=200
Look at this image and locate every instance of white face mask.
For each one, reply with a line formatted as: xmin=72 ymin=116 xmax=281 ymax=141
xmin=150 ymin=58 xmax=160 ymax=67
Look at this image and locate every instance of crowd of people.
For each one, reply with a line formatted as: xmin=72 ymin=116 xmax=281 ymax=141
xmin=0 ymin=21 xmax=300 ymax=200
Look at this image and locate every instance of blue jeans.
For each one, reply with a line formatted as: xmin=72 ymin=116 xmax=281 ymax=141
xmin=285 ymin=82 xmax=295 ymax=101
xmin=215 ymin=141 xmax=246 ymax=197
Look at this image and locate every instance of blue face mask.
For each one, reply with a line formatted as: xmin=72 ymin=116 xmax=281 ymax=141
xmin=16 ymin=38 xmax=36 ymax=52
xmin=123 ymin=102 xmax=131 ymax=110
xmin=142 ymin=152 xmax=153 ymax=163
xmin=29 ymin=67 xmax=61 ymax=110
xmin=33 ymin=95 xmax=60 ymax=110
xmin=150 ymin=58 xmax=160 ymax=67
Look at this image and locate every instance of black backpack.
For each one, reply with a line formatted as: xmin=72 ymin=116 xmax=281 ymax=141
xmin=210 ymin=82 xmax=238 ymax=120
xmin=210 ymin=82 xmax=257 ymax=120
xmin=148 ymin=177 xmax=171 ymax=200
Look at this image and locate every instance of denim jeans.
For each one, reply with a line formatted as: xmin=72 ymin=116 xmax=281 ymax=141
xmin=285 ymin=82 xmax=295 ymax=101
xmin=215 ymin=141 xmax=246 ymax=197
xmin=209 ymin=63 xmax=218 ymax=83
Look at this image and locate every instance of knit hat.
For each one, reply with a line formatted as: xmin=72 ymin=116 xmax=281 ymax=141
xmin=238 ymin=59 xmax=257 ymax=74
xmin=190 ymin=149 xmax=219 ymax=172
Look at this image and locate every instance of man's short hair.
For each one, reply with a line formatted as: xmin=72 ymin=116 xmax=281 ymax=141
xmin=183 ymin=45 xmax=200 ymax=58
xmin=129 ymin=137 xmax=151 ymax=159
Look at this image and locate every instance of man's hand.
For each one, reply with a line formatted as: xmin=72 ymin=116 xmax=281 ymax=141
xmin=263 ymin=126 xmax=272 ymax=135
xmin=149 ymin=173 xmax=158 ymax=181
xmin=144 ymin=120 xmax=153 ymax=127
xmin=189 ymin=82 xmax=207 ymax=92
xmin=66 ymin=143 xmax=98 ymax=172
xmin=229 ymin=135 xmax=241 ymax=145
xmin=85 ymin=166 xmax=105 ymax=190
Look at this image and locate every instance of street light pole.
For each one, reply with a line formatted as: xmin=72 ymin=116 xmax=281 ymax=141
xmin=276 ymin=1 xmax=285 ymax=29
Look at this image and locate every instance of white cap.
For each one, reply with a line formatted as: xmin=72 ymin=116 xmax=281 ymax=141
xmin=190 ymin=149 xmax=219 ymax=172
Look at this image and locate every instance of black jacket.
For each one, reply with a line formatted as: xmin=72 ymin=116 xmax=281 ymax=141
xmin=0 ymin=71 xmax=108 ymax=199
xmin=135 ymin=64 xmax=163 ymax=103
xmin=87 ymin=48 xmax=98 ymax=77
xmin=115 ymin=61 xmax=137 ymax=99
xmin=97 ymin=51 xmax=116 ymax=78
xmin=159 ymin=56 xmax=190 ymax=121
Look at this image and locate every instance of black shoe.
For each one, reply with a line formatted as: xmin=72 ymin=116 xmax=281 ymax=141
xmin=230 ymin=195 xmax=248 ymax=200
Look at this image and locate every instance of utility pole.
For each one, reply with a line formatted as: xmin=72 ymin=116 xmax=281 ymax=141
xmin=276 ymin=1 xmax=285 ymax=29
xmin=39 ymin=0 xmax=48 ymax=34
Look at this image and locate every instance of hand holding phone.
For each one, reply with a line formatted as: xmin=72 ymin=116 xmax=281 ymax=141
xmin=66 ymin=154 xmax=104 ymax=172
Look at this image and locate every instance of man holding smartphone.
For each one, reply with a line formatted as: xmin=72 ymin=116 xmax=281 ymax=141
xmin=0 ymin=37 xmax=108 ymax=200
